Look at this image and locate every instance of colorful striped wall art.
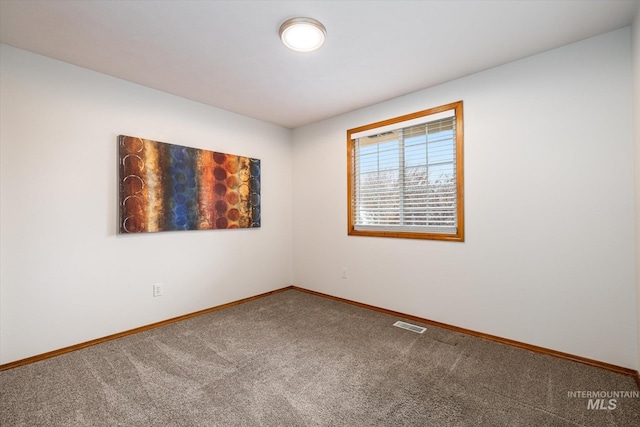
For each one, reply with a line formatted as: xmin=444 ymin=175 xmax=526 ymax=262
xmin=118 ymin=135 xmax=260 ymax=233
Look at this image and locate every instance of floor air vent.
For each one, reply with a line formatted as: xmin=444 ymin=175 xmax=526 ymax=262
xmin=393 ymin=321 xmax=426 ymax=334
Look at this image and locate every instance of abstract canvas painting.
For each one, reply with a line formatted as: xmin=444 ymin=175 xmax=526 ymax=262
xmin=119 ymin=135 xmax=260 ymax=233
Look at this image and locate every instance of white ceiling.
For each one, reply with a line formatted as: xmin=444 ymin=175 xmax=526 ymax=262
xmin=0 ymin=0 xmax=638 ymax=128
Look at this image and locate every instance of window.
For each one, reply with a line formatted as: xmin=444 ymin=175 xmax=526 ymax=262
xmin=347 ymin=101 xmax=464 ymax=241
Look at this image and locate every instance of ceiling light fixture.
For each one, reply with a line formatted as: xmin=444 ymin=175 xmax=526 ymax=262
xmin=279 ymin=17 xmax=326 ymax=52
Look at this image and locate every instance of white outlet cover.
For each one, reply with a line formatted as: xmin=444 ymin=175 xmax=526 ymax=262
xmin=153 ymin=283 xmax=163 ymax=297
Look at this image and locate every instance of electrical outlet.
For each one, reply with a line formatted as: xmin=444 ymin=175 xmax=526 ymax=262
xmin=153 ymin=283 xmax=164 ymax=297
xmin=341 ymin=268 xmax=348 ymax=279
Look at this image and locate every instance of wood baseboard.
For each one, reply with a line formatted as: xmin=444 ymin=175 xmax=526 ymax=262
xmin=3 ymin=284 xmax=639 ymax=389
xmin=292 ymin=286 xmax=639 ymax=382
xmin=0 ymin=286 xmax=294 ymax=372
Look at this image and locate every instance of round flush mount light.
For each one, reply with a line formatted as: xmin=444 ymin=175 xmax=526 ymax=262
xmin=279 ymin=17 xmax=326 ymax=52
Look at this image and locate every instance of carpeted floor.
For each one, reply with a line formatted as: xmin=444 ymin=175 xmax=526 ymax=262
xmin=1 ymin=289 xmax=639 ymax=426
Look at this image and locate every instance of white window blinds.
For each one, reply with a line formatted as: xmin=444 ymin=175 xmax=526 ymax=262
xmin=351 ymin=111 xmax=458 ymax=234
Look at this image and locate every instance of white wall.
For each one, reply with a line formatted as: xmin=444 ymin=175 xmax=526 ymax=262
xmin=292 ymin=29 xmax=637 ymax=369
xmin=0 ymin=45 xmax=293 ymax=365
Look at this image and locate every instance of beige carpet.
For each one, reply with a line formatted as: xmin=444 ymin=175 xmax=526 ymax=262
xmin=1 ymin=289 xmax=639 ymax=426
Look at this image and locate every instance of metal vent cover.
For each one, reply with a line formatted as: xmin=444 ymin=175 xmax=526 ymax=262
xmin=393 ymin=321 xmax=426 ymax=334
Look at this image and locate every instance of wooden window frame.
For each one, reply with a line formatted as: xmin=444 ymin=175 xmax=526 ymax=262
xmin=347 ymin=100 xmax=464 ymax=241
